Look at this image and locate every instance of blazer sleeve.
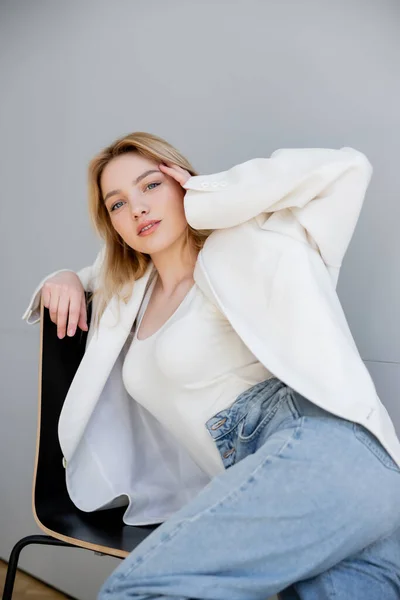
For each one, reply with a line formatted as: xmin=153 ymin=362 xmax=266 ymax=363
xmin=21 ymin=245 xmax=106 ymax=325
xmin=183 ymin=147 xmax=373 ymax=271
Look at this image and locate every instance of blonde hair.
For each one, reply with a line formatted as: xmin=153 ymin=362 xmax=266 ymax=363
xmin=86 ymin=131 xmax=212 ymax=331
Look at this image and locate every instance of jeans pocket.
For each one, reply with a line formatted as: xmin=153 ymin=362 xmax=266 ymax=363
xmin=352 ymin=423 xmax=400 ymax=474
xmin=238 ymin=386 xmax=296 ymax=443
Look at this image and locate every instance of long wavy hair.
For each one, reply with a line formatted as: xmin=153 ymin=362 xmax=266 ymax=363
xmin=86 ymin=131 xmax=212 ymax=331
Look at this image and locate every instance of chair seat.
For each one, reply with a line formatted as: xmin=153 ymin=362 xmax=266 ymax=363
xmin=36 ymin=498 xmax=160 ymax=556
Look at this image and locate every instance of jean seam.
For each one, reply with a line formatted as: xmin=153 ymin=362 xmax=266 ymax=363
xmin=352 ymin=423 xmax=400 ymax=474
xmin=238 ymin=389 xmax=296 ymax=443
xmin=105 ymin=519 xmax=190 ymax=587
xmin=287 ymin=389 xmax=304 ymax=420
xmin=211 ymin=413 xmax=247 ymax=441
xmin=116 ymin=416 xmax=305 ymax=582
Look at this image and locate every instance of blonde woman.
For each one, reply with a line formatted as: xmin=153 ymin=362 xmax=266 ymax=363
xmin=22 ymin=132 xmax=400 ymax=599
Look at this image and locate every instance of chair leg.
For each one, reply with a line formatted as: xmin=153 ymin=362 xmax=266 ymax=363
xmin=2 ymin=534 xmax=74 ymax=600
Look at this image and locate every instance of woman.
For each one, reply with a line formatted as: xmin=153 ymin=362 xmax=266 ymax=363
xmin=22 ymin=131 xmax=400 ymax=599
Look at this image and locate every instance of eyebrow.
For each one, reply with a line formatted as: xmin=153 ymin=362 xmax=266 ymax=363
xmin=103 ymin=169 xmax=161 ymax=203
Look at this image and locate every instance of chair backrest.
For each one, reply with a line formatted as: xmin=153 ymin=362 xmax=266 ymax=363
xmin=32 ymin=294 xmax=158 ymax=558
xmin=34 ymin=294 xmax=91 ymax=512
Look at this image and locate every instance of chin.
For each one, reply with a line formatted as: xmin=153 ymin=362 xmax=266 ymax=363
xmin=137 ymin=236 xmax=179 ymax=255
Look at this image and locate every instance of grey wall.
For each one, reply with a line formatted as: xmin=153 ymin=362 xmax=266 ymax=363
xmin=1 ymin=1 xmax=399 ymax=598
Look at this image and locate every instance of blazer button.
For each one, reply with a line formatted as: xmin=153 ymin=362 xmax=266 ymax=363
xmin=62 ymin=457 xmax=67 ymax=468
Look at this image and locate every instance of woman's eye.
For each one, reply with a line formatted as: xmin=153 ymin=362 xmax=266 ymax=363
xmin=110 ymin=201 xmax=124 ymax=212
xmin=146 ymin=182 xmax=161 ymax=191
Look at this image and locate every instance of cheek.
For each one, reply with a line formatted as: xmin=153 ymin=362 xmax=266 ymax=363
xmin=109 ymin=214 xmax=127 ymax=235
xmin=168 ymin=204 xmax=188 ymax=235
xmin=166 ymin=193 xmax=187 ymax=222
xmin=108 ymin=214 xmax=136 ymax=246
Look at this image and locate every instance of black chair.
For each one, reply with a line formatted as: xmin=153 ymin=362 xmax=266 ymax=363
xmin=2 ymin=294 xmax=160 ymax=600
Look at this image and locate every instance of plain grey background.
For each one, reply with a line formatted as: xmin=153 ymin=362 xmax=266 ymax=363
xmin=1 ymin=1 xmax=399 ymax=599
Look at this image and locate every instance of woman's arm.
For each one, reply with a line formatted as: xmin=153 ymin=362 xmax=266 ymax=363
xmin=183 ymin=147 xmax=373 ymax=271
xmin=21 ymin=245 xmax=105 ymax=325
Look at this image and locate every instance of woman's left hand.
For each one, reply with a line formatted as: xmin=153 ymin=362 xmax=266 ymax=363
xmin=159 ymin=162 xmax=192 ymax=187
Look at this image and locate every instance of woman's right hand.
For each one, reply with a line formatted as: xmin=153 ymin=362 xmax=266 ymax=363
xmin=41 ymin=271 xmax=88 ymax=339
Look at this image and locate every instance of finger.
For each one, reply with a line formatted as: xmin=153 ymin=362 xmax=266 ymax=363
xmin=160 ymin=162 xmax=185 ymax=172
xmin=66 ymin=291 xmax=82 ymax=337
xmin=57 ymin=286 xmax=71 ymax=339
xmin=158 ymin=163 xmax=175 ymax=174
xmin=159 ymin=163 xmax=187 ymax=186
xmin=41 ymin=283 xmax=52 ymax=309
xmin=159 ymin=164 xmax=179 ymax=180
xmin=77 ymin=294 xmax=88 ymax=332
xmin=46 ymin=285 xmax=60 ymax=326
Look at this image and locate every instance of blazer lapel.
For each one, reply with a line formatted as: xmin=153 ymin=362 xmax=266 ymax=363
xmin=58 ymin=262 xmax=155 ymax=460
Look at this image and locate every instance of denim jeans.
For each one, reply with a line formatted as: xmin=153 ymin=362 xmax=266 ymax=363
xmin=98 ymin=377 xmax=400 ymax=599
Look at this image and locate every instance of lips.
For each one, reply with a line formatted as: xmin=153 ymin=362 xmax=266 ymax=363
xmin=137 ymin=220 xmax=161 ymax=236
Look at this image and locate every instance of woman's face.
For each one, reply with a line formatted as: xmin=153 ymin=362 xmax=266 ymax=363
xmin=100 ymin=153 xmax=188 ymax=256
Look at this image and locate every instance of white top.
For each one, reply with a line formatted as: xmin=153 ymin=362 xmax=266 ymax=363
xmin=122 ymin=274 xmax=274 ymax=477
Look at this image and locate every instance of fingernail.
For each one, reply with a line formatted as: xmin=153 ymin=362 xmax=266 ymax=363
xmin=68 ymin=329 xmax=74 ymax=336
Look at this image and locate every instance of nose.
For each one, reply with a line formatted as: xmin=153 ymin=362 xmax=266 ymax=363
xmin=129 ymin=197 xmax=149 ymax=220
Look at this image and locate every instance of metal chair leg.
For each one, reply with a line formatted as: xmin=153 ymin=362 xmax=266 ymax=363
xmin=2 ymin=534 xmax=74 ymax=600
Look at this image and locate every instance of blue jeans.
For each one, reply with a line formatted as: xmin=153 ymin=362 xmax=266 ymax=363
xmin=98 ymin=377 xmax=400 ymax=599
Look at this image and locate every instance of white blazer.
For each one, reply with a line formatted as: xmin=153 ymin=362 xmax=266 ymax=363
xmin=22 ymin=147 xmax=400 ymax=526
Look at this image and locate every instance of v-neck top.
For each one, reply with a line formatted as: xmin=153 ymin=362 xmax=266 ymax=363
xmin=122 ymin=274 xmax=274 ymax=477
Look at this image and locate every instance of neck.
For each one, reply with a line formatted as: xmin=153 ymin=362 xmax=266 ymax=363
xmin=150 ymin=232 xmax=198 ymax=297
